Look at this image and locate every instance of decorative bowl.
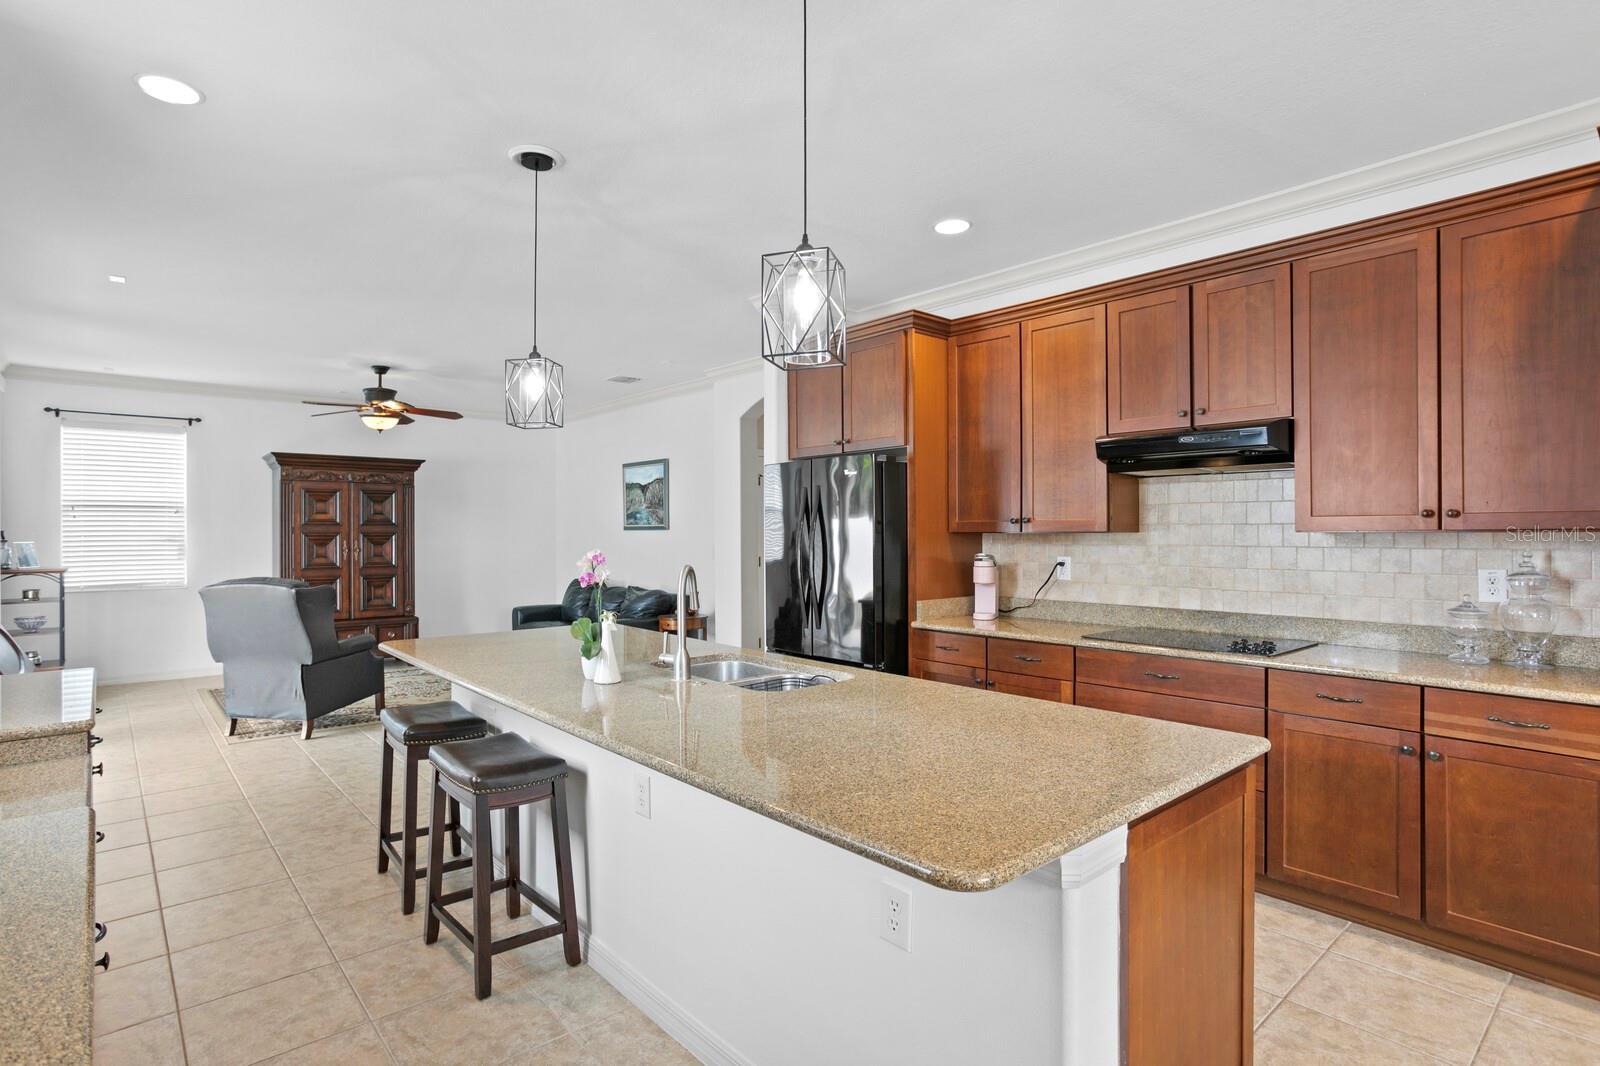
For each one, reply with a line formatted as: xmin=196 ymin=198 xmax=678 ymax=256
xmin=13 ymin=615 xmax=47 ymax=633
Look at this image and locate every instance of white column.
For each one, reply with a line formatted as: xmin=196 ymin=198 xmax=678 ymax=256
xmin=1057 ymin=825 xmax=1128 ymax=1066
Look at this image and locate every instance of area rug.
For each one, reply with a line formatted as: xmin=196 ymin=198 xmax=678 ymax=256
xmin=202 ymin=664 xmax=450 ymax=742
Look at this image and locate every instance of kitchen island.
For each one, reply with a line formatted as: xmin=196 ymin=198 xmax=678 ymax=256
xmin=383 ymin=626 xmax=1267 ymax=1065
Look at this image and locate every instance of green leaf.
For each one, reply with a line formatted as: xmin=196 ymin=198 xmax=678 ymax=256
xmin=569 ymin=618 xmax=594 ymax=641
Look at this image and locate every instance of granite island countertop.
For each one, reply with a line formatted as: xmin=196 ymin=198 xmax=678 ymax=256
xmin=0 ymin=669 xmax=97 ymax=744
xmin=382 ymin=627 xmax=1268 ymax=892
xmin=914 ymin=615 xmax=1600 ymax=707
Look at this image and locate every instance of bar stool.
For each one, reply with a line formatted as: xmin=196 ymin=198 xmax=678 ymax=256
xmin=377 ymin=701 xmax=489 ymax=914
xmin=424 ymin=732 xmax=582 ymax=999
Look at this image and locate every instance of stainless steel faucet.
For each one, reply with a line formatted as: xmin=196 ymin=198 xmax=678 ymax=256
xmin=671 ymin=564 xmax=700 ymax=681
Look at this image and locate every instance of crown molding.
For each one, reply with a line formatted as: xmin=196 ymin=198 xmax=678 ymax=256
xmin=854 ymin=98 xmax=1600 ymax=322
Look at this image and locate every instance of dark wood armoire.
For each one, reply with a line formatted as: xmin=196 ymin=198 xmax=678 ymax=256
xmin=265 ymin=452 xmax=423 ymax=643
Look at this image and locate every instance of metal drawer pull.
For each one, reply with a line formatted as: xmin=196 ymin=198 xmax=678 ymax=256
xmin=1399 ymin=745 xmax=1416 ymax=756
xmin=95 ymin=953 xmax=110 ymax=971
xmin=1014 ymin=655 xmax=1043 ymax=663
xmin=936 ymin=645 xmax=961 ymax=652
xmin=971 ymin=677 xmax=985 ymax=687
xmin=1143 ymin=671 xmax=1181 ymax=681
xmin=89 ymin=734 xmax=103 ymax=748
xmin=1426 ymin=751 xmax=1442 ymax=761
xmin=1315 ymin=692 xmax=1364 ymax=704
xmin=94 ymin=922 xmax=106 ymax=943
xmin=1486 ymin=714 xmax=1550 ymax=730
xmin=95 ymin=831 xmax=104 ymax=844
xmin=91 ymin=763 xmax=104 ymax=776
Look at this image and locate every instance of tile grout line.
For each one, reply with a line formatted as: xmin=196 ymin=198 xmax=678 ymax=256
xmin=1467 ymin=975 xmax=1512 ymax=1065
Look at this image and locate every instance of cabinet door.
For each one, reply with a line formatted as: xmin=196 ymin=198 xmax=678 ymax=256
xmin=842 ymin=331 xmax=907 ymax=451
xmin=787 ymin=365 xmax=844 ymax=459
xmin=288 ymin=479 xmax=351 ymax=618
xmin=1268 ymin=711 xmax=1422 ymax=918
xmin=352 ymin=482 xmax=406 ymax=620
xmin=1192 ymin=264 xmax=1292 ymax=427
xmin=948 ymin=324 xmax=1022 ymax=532
xmin=1293 ymin=233 xmax=1439 ymax=531
xmin=1424 ymin=736 xmax=1600 ymax=972
xmin=985 ymin=670 xmax=1066 ymax=701
xmin=1441 ymin=190 xmax=1600 ymax=529
xmin=909 ymin=658 xmax=987 ymax=690
xmin=1106 ymin=286 xmax=1192 ymax=436
xmin=1022 ymin=307 xmax=1136 ymax=532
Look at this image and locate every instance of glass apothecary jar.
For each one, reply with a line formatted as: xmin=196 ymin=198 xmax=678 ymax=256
xmin=1501 ymin=551 xmax=1556 ymax=669
xmin=1444 ymin=596 xmax=1493 ymax=665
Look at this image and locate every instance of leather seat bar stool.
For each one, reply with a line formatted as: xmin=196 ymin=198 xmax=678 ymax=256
xmin=424 ymin=732 xmax=582 ymax=999
xmin=378 ymin=701 xmax=489 ymax=914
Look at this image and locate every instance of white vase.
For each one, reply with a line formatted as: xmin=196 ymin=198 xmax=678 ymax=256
xmin=581 ymin=653 xmax=599 ymax=680
xmin=593 ymin=620 xmax=623 ymax=685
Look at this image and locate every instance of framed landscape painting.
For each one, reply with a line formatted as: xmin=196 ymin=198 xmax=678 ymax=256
xmin=623 ymin=458 xmax=669 ymax=530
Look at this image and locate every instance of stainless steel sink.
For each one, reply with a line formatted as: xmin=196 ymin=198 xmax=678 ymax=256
xmin=688 ymin=660 xmax=785 ymax=684
xmin=732 ymin=674 xmax=837 ymax=692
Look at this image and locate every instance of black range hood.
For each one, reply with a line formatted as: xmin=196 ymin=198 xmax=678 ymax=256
xmin=1095 ymin=419 xmax=1293 ymax=476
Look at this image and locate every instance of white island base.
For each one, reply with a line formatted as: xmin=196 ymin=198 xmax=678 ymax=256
xmin=455 ymin=683 xmax=1134 ymax=1066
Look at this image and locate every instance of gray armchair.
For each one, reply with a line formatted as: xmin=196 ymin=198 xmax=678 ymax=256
xmin=200 ymin=577 xmax=385 ymax=740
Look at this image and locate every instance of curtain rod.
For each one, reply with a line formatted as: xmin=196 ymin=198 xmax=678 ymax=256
xmin=43 ymin=406 xmax=202 ymax=426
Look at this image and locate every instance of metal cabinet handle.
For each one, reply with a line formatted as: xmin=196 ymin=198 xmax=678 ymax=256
xmin=1178 ymin=409 xmax=1189 ymax=417
xmin=1015 ymin=655 xmax=1043 ymax=663
xmin=1426 ymin=751 xmax=1442 ymax=761
xmin=94 ymin=922 xmax=107 ymax=943
xmin=971 ymin=677 xmax=985 ymax=687
xmin=832 ymin=439 xmax=843 ymax=446
xmin=91 ymin=763 xmax=104 ymax=776
xmin=89 ymin=734 xmax=103 ymax=748
xmin=1421 ymin=509 xmax=1436 ymax=518
xmin=1196 ymin=407 xmax=1207 ymax=415
xmin=1486 ymin=714 xmax=1551 ymax=730
xmin=1021 ymin=516 xmax=1033 ymax=524
xmin=1446 ymin=509 xmax=1461 ymax=518
xmin=1007 ymin=517 xmax=1021 ymax=525
xmin=1144 ymin=671 xmax=1181 ymax=681
xmin=95 ymin=953 xmax=110 ymax=971
xmin=1315 ymin=692 xmax=1364 ymax=705
xmin=1399 ymin=745 xmax=1416 ymax=756
xmin=985 ymin=679 xmax=996 ymax=689
xmin=95 ymin=830 xmax=104 ymax=844
xmin=935 ymin=645 xmax=960 ymax=652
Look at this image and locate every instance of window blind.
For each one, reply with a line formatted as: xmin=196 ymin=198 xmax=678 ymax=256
xmin=60 ymin=423 xmax=188 ymax=590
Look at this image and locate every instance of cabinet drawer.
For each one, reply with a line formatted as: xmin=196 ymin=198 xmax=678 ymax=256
xmin=1076 ymin=682 xmax=1266 ymax=740
xmin=910 ymin=658 xmax=986 ymax=690
xmin=1425 ymin=688 xmax=1600 ymax=760
xmin=986 ymin=670 xmax=1068 ymax=702
xmin=987 ymin=639 xmax=1074 ymax=681
xmin=1076 ymin=648 xmax=1263 ymax=707
xmin=1269 ymin=670 xmax=1420 ymax=730
xmin=911 ymin=629 xmax=987 ymax=670
xmin=379 ymin=622 xmax=417 ymax=642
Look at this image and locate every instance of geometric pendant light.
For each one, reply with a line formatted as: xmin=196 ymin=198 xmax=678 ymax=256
xmin=505 ymin=146 xmax=566 ymax=428
xmin=760 ymin=0 xmax=846 ymax=370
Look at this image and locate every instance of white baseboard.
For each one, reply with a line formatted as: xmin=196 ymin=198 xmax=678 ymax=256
xmin=97 ymin=666 xmax=221 ymax=686
xmin=584 ymin=934 xmax=751 ymax=1066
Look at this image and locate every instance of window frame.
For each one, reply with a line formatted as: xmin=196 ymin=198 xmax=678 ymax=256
xmin=58 ymin=419 xmax=190 ymax=593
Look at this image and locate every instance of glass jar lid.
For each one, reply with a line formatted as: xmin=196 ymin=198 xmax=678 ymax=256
xmin=1446 ymin=595 xmax=1491 ymax=627
xmin=1506 ymin=551 xmax=1549 ymax=596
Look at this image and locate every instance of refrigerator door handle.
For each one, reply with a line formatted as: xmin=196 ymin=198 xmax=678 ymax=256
xmin=797 ymin=486 xmax=814 ymax=629
xmin=813 ymin=485 xmax=831 ymax=631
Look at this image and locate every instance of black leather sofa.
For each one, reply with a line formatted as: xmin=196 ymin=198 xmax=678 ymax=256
xmin=512 ymin=579 xmax=679 ymax=632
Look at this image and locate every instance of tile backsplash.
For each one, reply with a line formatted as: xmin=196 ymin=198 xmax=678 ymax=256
xmin=983 ymin=471 xmax=1600 ymax=638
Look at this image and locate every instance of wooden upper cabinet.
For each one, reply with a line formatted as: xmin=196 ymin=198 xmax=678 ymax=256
xmin=1022 ymin=307 xmax=1138 ymax=532
xmin=1191 ymin=264 xmax=1292 ymax=427
xmin=842 ymin=331 xmax=907 ymax=452
xmin=1293 ymin=233 xmax=1439 ymax=531
xmin=1106 ymin=286 xmax=1192 ymax=436
xmin=1441 ymin=189 xmax=1600 ymax=529
xmin=1267 ymin=711 xmax=1422 ymax=919
xmin=948 ymin=324 xmax=1023 ymax=532
xmin=1424 ymin=736 xmax=1600 ymax=972
xmin=786 ymin=364 xmax=844 ymax=459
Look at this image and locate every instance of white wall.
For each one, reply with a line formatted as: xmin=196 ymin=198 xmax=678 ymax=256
xmin=0 ymin=371 xmax=559 ymax=682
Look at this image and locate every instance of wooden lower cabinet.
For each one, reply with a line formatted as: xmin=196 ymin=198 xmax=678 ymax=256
xmin=908 ymin=658 xmax=985 ymax=690
xmin=1126 ymin=768 xmax=1255 ymax=1065
xmin=985 ymin=669 xmax=1066 ymax=700
xmin=1424 ymin=736 xmax=1600 ymax=973
xmin=1267 ymin=711 xmax=1422 ymax=919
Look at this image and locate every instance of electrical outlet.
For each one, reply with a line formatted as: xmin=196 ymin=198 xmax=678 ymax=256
xmin=1056 ymin=556 xmax=1071 ymax=581
xmin=879 ymin=883 xmax=911 ymax=951
xmin=633 ymin=774 xmax=651 ymax=819
xmin=1478 ymin=568 xmax=1508 ymax=604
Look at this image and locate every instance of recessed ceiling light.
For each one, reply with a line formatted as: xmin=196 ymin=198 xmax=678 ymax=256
xmin=933 ymin=218 xmax=971 ymax=236
xmin=606 ymin=375 xmax=642 ymax=384
xmin=107 ymin=275 xmax=127 ymax=284
xmin=136 ymin=74 xmax=204 ymax=105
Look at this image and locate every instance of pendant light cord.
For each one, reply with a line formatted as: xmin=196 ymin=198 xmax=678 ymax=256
xmin=532 ymin=167 xmax=539 ymax=348
xmin=801 ymin=0 xmax=808 ymax=242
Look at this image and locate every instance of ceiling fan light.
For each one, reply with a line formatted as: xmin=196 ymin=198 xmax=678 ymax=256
xmin=506 ymin=349 xmax=564 ymax=429
xmin=361 ymin=413 xmax=401 ymax=432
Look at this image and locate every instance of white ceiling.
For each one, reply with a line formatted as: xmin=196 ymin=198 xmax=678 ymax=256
xmin=3 ymin=1 xmax=1599 ymax=415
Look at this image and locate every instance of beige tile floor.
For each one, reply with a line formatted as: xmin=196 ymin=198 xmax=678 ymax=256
xmin=88 ymin=678 xmax=1600 ymax=1065
xmin=89 ymin=676 xmax=697 ymax=1066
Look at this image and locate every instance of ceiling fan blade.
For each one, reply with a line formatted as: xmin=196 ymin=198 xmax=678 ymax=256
xmin=395 ymin=405 xmax=463 ymax=419
xmin=310 ymin=409 xmax=363 ymax=417
xmin=302 ymin=400 xmax=362 ymax=407
xmin=395 ymin=414 xmax=415 ymax=425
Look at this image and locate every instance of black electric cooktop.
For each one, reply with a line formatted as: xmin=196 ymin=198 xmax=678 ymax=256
xmin=1087 ymin=626 xmax=1317 ymax=658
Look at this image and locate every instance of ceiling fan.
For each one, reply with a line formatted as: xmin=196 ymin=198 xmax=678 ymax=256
xmin=302 ymin=365 xmax=463 ymax=432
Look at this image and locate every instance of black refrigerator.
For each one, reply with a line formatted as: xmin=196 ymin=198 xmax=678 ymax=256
xmin=764 ymin=453 xmax=908 ymax=674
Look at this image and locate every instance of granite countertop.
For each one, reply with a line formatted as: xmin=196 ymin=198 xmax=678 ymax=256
xmin=915 ymin=615 xmax=1600 ymax=707
xmin=0 ymin=807 xmax=93 ymax=1065
xmin=382 ymin=627 xmax=1267 ymax=892
xmin=0 ymin=757 xmax=90 ymax=821
xmin=0 ymin=670 xmax=97 ymax=743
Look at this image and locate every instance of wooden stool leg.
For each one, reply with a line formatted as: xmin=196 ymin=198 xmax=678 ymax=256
xmin=449 ymin=796 xmax=463 ymax=857
xmin=504 ymin=804 xmax=521 ymax=919
xmin=377 ymin=739 xmax=394 ymax=874
xmin=400 ymin=749 xmax=421 ymax=915
xmin=472 ymin=794 xmax=494 ymax=999
xmin=550 ymin=780 xmax=582 ymax=966
xmin=423 ymin=778 xmax=446 ymax=945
